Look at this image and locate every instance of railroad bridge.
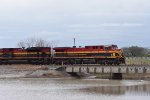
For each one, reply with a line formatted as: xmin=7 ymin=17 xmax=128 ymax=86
xmin=53 ymin=65 xmax=150 ymax=79
xmin=64 ymin=65 xmax=150 ymax=73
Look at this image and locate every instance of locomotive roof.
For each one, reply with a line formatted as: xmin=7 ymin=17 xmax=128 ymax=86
xmin=85 ymin=44 xmax=117 ymax=47
xmin=27 ymin=47 xmax=51 ymax=49
xmin=0 ymin=48 xmax=23 ymax=50
xmin=53 ymin=47 xmax=71 ymax=50
xmin=0 ymin=48 xmax=22 ymax=49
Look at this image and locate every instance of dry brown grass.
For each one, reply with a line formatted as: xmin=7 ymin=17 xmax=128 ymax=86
xmin=126 ymin=57 xmax=150 ymax=65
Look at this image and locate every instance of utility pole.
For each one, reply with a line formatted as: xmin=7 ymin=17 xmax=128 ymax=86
xmin=51 ymin=41 xmax=54 ymax=64
xmin=73 ymin=38 xmax=76 ymax=46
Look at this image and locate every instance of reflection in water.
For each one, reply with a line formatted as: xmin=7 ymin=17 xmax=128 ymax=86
xmin=80 ymin=86 xmax=125 ymax=95
xmin=0 ymin=78 xmax=150 ymax=100
xmin=79 ymin=84 xmax=150 ymax=96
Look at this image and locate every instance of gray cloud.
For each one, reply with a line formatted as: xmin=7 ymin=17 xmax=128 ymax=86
xmin=0 ymin=0 xmax=150 ymax=48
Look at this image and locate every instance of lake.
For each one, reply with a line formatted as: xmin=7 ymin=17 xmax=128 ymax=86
xmin=0 ymin=78 xmax=150 ymax=100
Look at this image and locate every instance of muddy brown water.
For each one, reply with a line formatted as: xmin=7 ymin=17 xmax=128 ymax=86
xmin=0 ymin=78 xmax=150 ymax=100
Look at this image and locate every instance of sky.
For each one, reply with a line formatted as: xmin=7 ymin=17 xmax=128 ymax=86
xmin=0 ymin=0 xmax=150 ymax=48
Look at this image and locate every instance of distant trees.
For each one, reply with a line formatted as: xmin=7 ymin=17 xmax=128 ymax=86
xmin=122 ymin=46 xmax=150 ymax=57
xmin=17 ymin=37 xmax=57 ymax=48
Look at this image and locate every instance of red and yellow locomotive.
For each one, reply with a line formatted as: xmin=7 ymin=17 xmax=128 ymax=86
xmin=0 ymin=44 xmax=125 ymax=65
xmin=53 ymin=45 xmax=125 ymax=65
xmin=0 ymin=47 xmax=51 ymax=64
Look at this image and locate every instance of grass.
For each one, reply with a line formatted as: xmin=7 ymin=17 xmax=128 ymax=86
xmin=125 ymin=57 xmax=150 ymax=65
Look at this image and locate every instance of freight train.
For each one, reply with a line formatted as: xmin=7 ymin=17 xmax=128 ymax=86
xmin=0 ymin=44 xmax=125 ymax=65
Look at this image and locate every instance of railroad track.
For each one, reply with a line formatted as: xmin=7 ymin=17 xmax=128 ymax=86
xmin=49 ymin=64 xmax=150 ymax=68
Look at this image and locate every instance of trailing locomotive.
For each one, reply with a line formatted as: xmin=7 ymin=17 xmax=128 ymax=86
xmin=0 ymin=47 xmax=51 ymax=64
xmin=0 ymin=44 xmax=125 ymax=65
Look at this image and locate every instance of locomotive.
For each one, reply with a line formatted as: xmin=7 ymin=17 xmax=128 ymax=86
xmin=0 ymin=44 xmax=125 ymax=65
xmin=0 ymin=47 xmax=51 ymax=64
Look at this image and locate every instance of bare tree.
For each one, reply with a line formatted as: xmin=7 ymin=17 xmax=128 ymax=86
xmin=17 ymin=37 xmax=57 ymax=48
xmin=25 ymin=38 xmax=36 ymax=47
xmin=17 ymin=41 xmax=26 ymax=48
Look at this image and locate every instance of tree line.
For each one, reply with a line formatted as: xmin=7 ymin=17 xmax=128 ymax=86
xmin=122 ymin=46 xmax=150 ymax=57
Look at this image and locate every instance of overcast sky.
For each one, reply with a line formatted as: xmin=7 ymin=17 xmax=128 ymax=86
xmin=0 ymin=0 xmax=150 ymax=48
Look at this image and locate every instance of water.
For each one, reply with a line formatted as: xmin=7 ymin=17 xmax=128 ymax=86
xmin=0 ymin=78 xmax=150 ymax=100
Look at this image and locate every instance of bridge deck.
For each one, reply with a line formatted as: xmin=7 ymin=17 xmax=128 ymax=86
xmin=51 ymin=65 xmax=150 ymax=74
